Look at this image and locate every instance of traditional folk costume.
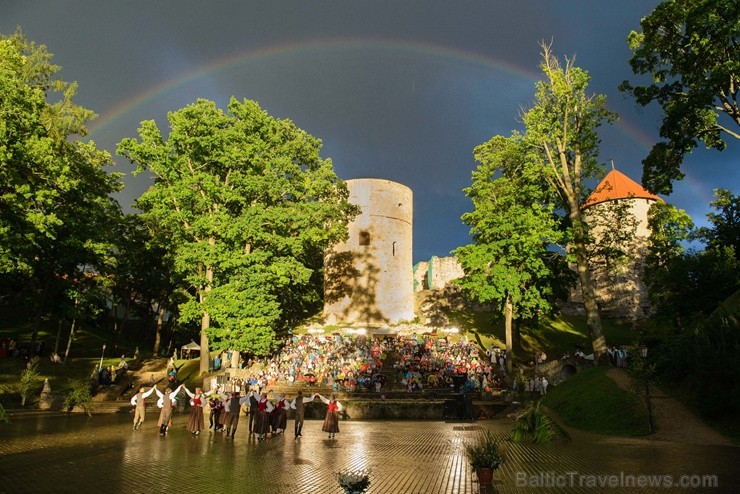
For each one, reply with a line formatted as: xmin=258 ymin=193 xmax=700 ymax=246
xmin=254 ymin=393 xmax=274 ymax=440
xmin=226 ymin=392 xmax=250 ymax=439
xmin=155 ymin=384 xmax=182 ymax=435
xmin=290 ymin=391 xmax=314 ymax=438
xmin=208 ymin=396 xmax=224 ymax=431
xmin=130 ymin=386 xmax=156 ymax=430
xmin=248 ymin=390 xmax=259 ymax=434
xmin=183 ymin=387 xmax=214 ymax=435
xmin=219 ymin=393 xmax=232 ymax=430
xmin=318 ymin=394 xmax=342 ymax=439
xmin=271 ymin=393 xmax=288 ymax=434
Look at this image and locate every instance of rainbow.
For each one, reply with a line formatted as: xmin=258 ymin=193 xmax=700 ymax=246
xmin=87 ymin=37 xmax=540 ymax=135
xmin=86 ymin=37 xmax=711 ymax=204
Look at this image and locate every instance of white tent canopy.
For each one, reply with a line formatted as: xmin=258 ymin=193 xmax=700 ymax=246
xmin=180 ymin=340 xmax=201 ymax=359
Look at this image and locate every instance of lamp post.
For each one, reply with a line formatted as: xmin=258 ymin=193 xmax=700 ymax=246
xmin=98 ymin=344 xmax=106 ymax=372
xmin=638 ymin=344 xmax=654 ymax=433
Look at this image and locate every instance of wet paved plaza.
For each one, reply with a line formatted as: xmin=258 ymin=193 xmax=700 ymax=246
xmin=1 ymin=411 xmax=738 ymax=494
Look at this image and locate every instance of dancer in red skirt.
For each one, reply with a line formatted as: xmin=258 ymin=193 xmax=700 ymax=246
xmin=316 ymin=393 xmax=342 ymax=439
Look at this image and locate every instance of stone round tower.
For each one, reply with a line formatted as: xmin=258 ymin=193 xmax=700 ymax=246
xmin=324 ymin=178 xmax=414 ymax=326
xmin=579 ymin=168 xmax=663 ymax=319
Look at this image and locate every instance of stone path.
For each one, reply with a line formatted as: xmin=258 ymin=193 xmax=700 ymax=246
xmin=1 ymin=411 xmax=739 ymax=493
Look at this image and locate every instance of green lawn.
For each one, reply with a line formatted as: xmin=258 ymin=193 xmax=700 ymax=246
xmin=542 ymin=365 xmax=651 ymax=436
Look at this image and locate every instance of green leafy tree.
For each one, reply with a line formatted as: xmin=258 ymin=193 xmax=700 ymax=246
xmin=620 ymin=0 xmax=740 ymax=193
xmin=455 ymin=134 xmax=567 ymax=371
xmin=644 ymin=202 xmax=695 ymax=329
xmin=19 ymin=357 xmax=41 ymax=406
xmin=696 ymin=188 xmax=740 ymax=258
xmin=518 ymin=43 xmax=616 ymax=359
xmin=0 ymin=32 xmax=123 ymax=348
xmin=646 ymin=201 xmax=740 ymax=329
xmin=109 ymin=214 xmax=184 ymax=354
xmin=118 ymin=98 xmax=357 ymax=373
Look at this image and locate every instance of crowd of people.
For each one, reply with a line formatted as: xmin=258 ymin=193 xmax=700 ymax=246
xmin=392 ymin=334 xmax=503 ymax=394
xmin=210 ymin=333 xmax=514 ymax=398
xmin=215 ymin=334 xmax=389 ymax=394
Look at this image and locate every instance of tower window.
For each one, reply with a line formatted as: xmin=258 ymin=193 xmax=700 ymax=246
xmin=359 ymin=230 xmax=370 ymax=246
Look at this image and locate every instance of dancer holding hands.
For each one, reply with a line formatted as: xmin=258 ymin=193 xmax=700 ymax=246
xmin=315 ymin=393 xmax=342 ymax=439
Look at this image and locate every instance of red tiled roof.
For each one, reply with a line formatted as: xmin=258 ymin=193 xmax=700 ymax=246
xmin=582 ymin=169 xmax=663 ymax=209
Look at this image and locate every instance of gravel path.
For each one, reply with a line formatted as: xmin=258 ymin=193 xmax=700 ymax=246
xmin=606 ymin=367 xmax=733 ymax=446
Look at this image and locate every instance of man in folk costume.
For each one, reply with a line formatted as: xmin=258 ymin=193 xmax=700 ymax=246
xmin=225 ymin=391 xmax=249 ymax=439
xmin=155 ymin=384 xmax=182 ymax=435
xmin=289 ymin=390 xmax=314 ymax=438
xmin=130 ymin=386 xmax=156 ymax=431
xmin=247 ymin=389 xmax=259 ymax=434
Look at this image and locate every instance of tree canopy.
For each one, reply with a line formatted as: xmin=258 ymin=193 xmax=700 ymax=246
xmin=522 ymin=44 xmax=616 ymax=359
xmin=455 ymin=133 xmax=569 ymax=366
xmin=118 ymin=98 xmax=357 ymax=371
xmin=697 ymin=188 xmax=740 ymax=258
xmin=458 ymin=43 xmax=615 ymax=359
xmin=620 ymin=0 xmax=740 ymax=194
xmin=0 ymin=32 xmax=123 ymax=348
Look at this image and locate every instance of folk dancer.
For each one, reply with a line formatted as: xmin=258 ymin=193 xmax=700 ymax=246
xmin=269 ymin=391 xmax=289 ymax=434
xmin=247 ymin=389 xmax=259 ymax=434
xmin=155 ymin=384 xmax=183 ymax=435
xmin=254 ymin=391 xmax=274 ymax=440
xmin=130 ymin=386 xmax=156 ymax=431
xmin=183 ymin=386 xmax=216 ymax=435
xmin=225 ymin=391 xmax=250 ymax=439
xmin=316 ymin=393 xmax=342 ymax=439
xmin=289 ymin=390 xmax=314 ymax=438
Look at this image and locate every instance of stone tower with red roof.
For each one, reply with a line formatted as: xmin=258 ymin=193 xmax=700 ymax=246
xmin=575 ymin=168 xmax=663 ymax=320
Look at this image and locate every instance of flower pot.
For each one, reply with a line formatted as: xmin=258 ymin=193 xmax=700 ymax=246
xmin=476 ymin=467 xmax=494 ymax=486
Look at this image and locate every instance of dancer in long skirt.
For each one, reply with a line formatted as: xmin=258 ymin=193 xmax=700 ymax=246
xmin=219 ymin=391 xmax=232 ymax=431
xmin=316 ymin=393 xmax=342 ymax=439
xmin=183 ymin=386 xmax=215 ymax=435
xmin=155 ymin=384 xmax=182 ymax=435
xmin=254 ymin=391 xmax=274 ymax=440
xmin=269 ymin=391 xmax=289 ymax=434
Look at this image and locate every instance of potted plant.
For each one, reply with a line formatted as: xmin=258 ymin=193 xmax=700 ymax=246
xmin=464 ymin=430 xmax=505 ymax=488
xmin=335 ymin=468 xmax=371 ymax=494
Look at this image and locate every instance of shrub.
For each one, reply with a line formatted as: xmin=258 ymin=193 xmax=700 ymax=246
xmin=64 ymin=378 xmax=94 ymax=416
xmin=510 ymin=400 xmax=558 ymax=443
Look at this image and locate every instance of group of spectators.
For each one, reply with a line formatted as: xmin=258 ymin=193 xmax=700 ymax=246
xmin=0 ymin=338 xmax=44 ymax=361
xmin=98 ymin=355 xmax=129 ymax=385
xmin=214 ymin=332 xmax=512 ymax=396
xmin=218 ymin=334 xmax=388 ymax=394
xmin=392 ymin=334 xmax=506 ymax=394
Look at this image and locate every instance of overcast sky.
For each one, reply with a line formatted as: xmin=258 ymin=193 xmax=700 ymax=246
xmin=3 ymin=1 xmax=738 ymax=263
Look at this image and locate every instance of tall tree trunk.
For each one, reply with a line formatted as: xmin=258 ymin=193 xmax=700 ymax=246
xmin=153 ymin=302 xmax=165 ymax=356
xmin=29 ymin=281 xmax=50 ymax=354
xmin=570 ymin=210 xmax=607 ymax=360
xmin=112 ymin=297 xmax=131 ymax=349
xmin=63 ymin=319 xmax=76 ymax=364
xmin=504 ymin=294 xmax=514 ymax=375
xmin=199 ymin=243 xmax=214 ymax=374
xmin=54 ymin=320 xmax=62 ymax=355
xmin=200 ymin=309 xmax=210 ymax=374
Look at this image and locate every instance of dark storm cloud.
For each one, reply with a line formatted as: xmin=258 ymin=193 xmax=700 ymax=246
xmin=2 ymin=0 xmax=737 ymax=262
